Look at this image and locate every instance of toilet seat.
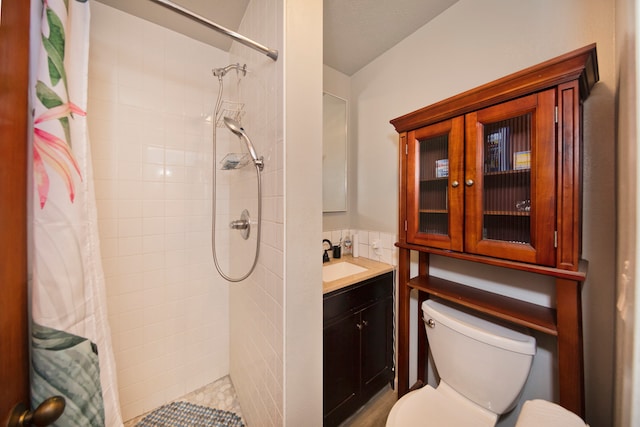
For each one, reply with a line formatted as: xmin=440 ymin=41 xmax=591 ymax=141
xmin=386 ymin=383 xmax=498 ymax=427
xmin=515 ymin=400 xmax=589 ymax=427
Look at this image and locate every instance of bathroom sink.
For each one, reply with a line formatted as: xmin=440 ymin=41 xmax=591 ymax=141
xmin=322 ymin=262 xmax=368 ymax=282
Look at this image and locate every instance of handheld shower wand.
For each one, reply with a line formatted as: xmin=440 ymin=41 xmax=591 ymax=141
xmin=223 ymin=117 xmax=264 ymax=171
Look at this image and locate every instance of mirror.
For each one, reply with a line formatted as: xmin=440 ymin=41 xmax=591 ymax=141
xmin=323 ymin=92 xmax=347 ymax=212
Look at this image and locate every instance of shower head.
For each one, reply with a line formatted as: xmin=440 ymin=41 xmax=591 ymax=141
xmin=223 ymin=117 xmax=263 ymax=170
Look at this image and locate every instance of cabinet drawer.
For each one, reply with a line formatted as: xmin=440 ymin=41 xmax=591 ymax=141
xmin=323 ymin=272 xmax=393 ymax=323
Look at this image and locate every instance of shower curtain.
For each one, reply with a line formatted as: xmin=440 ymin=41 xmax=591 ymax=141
xmin=31 ymin=0 xmax=123 ymax=425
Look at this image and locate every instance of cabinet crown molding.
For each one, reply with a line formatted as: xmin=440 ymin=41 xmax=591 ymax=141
xmin=390 ymin=43 xmax=599 ymax=133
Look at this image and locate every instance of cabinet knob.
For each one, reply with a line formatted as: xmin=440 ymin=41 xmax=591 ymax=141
xmin=451 ymin=180 xmax=459 ymax=188
xmin=465 ymin=179 xmax=474 ymax=187
xmin=356 ymin=323 xmax=362 ymax=330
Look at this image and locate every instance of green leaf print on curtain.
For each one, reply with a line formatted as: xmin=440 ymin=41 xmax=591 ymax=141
xmin=32 ymin=324 xmax=105 ymax=426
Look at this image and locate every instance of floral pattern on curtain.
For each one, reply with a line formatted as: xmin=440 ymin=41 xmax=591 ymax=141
xmin=31 ymin=0 xmax=123 ymax=425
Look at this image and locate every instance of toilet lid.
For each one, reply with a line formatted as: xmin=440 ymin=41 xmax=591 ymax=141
xmin=386 ymin=385 xmax=497 ymax=427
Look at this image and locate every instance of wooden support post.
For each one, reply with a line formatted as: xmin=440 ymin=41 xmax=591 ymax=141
xmin=555 ymin=278 xmax=585 ymax=417
xmin=417 ymin=290 xmax=427 ymax=385
xmin=397 ymin=247 xmax=411 ymax=397
xmin=416 ymin=253 xmax=429 ymax=385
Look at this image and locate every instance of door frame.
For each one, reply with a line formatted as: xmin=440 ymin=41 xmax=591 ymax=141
xmin=0 ymin=0 xmax=31 ymax=421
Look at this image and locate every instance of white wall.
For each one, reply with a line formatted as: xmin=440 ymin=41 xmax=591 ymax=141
xmin=88 ymin=3 xmax=230 ymax=421
xmin=283 ymin=0 xmax=324 ymax=425
xmin=615 ymin=0 xmax=639 ymax=425
xmin=350 ymin=1 xmax=616 ymax=426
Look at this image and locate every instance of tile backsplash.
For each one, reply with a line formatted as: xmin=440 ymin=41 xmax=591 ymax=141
xmin=322 ymin=229 xmax=398 ymax=266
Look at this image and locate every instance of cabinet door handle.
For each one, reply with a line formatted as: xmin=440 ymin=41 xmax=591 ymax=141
xmin=451 ymin=180 xmax=459 ymax=188
xmin=465 ymin=179 xmax=474 ymax=187
xmin=356 ymin=320 xmax=369 ymax=330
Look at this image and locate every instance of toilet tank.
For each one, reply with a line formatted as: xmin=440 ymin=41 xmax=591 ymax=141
xmin=422 ymin=299 xmax=536 ymax=415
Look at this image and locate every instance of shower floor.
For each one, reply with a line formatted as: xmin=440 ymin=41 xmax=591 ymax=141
xmin=124 ymin=376 xmax=244 ymax=426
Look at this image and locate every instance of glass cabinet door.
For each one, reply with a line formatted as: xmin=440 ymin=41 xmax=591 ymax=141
xmin=482 ymin=114 xmax=532 ymax=243
xmin=407 ymin=117 xmax=463 ymax=250
xmin=465 ymin=90 xmax=556 ymax=265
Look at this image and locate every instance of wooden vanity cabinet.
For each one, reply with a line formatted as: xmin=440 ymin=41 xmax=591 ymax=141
xmin=392 ymin=44 xmax=599 ymax=417
xmin=323 ymin=272 xmax=394 ymax=427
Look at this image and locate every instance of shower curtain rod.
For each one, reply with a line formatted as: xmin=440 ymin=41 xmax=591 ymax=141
xmin=148 ymin=0 xmax=279 ymax=61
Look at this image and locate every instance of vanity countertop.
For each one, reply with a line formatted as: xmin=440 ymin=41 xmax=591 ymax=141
xmin=323 ymin=255 xmax=395 ymax=294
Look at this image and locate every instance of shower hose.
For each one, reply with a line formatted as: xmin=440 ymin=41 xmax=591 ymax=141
xmin=210 ymin=72 xmax=262 ymax=282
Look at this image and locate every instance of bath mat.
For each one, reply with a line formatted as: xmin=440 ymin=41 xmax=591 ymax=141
xmin=136 ymin=401 xmax=244 ymax=427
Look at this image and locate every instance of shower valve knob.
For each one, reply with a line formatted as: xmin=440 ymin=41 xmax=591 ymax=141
xmin=229 ymin=209 xmax=251 ymax=240
xmin=229 ymin=219 xmax=249 ymax=230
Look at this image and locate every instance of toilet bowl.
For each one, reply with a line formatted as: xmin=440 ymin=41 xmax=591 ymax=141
xmin=386 ymin=299 xmax=536 ymax=427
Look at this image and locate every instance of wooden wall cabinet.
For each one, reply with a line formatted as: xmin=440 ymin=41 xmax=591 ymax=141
xmin=391 ymin=44 xmax=599 ymax=417
xmin=407 ymin=91 xmax=557 ymax=265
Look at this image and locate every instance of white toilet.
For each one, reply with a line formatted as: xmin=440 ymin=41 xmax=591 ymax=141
xmin=515 ymin=399 xmax=589 ymax=426
xmin=386 ymin=299 xmax=589 ymax=426
xmin=386 ymin=298 xmax=536 ymax=427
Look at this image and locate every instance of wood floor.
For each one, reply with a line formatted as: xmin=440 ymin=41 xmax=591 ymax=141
xmin=338 ymin=386 xmax=397 ymax=427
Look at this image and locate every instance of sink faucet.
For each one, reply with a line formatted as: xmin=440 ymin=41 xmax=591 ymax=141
xmin=323 ymin=239 xmax=332 ymax=263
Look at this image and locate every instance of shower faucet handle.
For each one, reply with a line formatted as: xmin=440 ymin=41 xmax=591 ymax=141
xmin=229 ymin=209 xmax=251 ymax=240
xmin=230 ymin=219 xmax=249 ymax=230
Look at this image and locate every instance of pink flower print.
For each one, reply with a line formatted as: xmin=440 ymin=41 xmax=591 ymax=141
xmin=33 ymin=102 xmax=85 ymax=208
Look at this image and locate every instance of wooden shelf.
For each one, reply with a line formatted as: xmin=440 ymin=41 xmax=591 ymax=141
xmin=418 ymin=209 xmax=448 ymax=214
xmin=484 ymin=169 xmax=531 ymax=177
xmin=419 ymin=177 xmax=449 ymax=183
xmin=484 ymin=210 xmax=530 ymax=216
xmin=408 ymin=275 xmax=558 ymax=335
xmin=396 ymin=241 xmax=588 ymax=281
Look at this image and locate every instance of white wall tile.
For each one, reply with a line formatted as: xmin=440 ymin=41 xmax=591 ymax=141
xmin=228 ymin=0 xmax=284 ymax=424
xmin=89 ymin=2 xmax=230 ymax=421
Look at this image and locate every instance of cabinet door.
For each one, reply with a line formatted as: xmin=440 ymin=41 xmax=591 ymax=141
xmin=407 ymin=117 xmax=464 ymax=250
xmin=323 ymin=311 xmax=360 ymax=425
xmin=360 ymin=296 xmax=393 ymax=401
xmin=465 ymin=90 xmax=556 ymax=265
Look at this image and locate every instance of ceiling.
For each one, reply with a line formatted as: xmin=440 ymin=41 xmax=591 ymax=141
xmin=95 ymin=0 xmax=458 ymax=76
xmin=324 ymin=0 xmax=458 ymax=75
